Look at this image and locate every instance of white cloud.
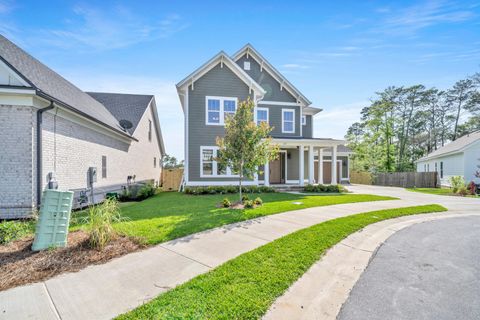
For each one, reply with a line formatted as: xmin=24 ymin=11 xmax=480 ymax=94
xmin=280 ymin=63 xmax=309 ymax=69
xmin=377 ymin=0 xmax=475 ymax=35
xmin=37 ymin=4 xmax=189 ymax=51
xmin=313 ymin=101 xmax=368 ymax=140
xmin=65 ymin=72 xmax=184 ymax=159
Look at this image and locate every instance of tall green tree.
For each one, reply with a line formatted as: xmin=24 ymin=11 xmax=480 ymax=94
xmin=216 ymin=98 xmax=279 ymax=202
xmin=447 ymin=78 xmax=476 ymax=140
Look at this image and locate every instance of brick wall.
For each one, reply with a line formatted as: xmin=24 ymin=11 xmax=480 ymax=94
xmin=0 ymin=102 xmax=163 ymax=218
xmin=0 ymin=105 xmax=36 ymax=218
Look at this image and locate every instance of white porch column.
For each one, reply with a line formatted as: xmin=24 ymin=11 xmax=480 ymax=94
xmin=318 ymin=148 xmax=324 ymax=184
xmin=264 ymin=161 xmax=270 ymax=186
xmin=299 ymin=145 xmax=304 ymax=186
xmin=331 ymin=145 xmax=337 ymax=185
xmin=308 ymin=145 xmax=314 ymax=184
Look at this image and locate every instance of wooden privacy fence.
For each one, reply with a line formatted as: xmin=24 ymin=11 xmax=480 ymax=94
xmin=162 ymin=168 xmax=184 ymax=191
xmin=350 ymin=171 xmax=373 ymax=185
xmin=374 ymin=172 xmax=438 ymax=188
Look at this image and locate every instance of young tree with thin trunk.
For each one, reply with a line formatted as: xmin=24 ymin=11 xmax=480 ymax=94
xmin=216 ymin=98 xmax=279 ymax=203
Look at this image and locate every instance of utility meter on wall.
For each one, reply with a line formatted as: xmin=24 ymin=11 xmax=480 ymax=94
xmin=88 ymin=167 xmax=97 ymax=184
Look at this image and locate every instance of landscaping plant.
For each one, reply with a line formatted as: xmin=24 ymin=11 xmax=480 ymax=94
xmin=184 ymin=185 xmax=275 ymax=195
xmin=222 ymin=198 xmax=231 ymax=208
xmin=304 ymin=184 xmax=346 ymax=193
xmin=0 ymin=220 xmax=34 ymax=245
xmin=449 ymin=176 xmax=466 ymax=194
xmin=83 ymin=198 xmax=123 ymax=250
xmin=254 ymin=197 xmax=263 ymax=206
xmin=216 ymin=98 xmax=279 ymax=203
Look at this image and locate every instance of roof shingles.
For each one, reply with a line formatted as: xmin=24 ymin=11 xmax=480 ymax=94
xmin=0 ymin=35 xmax=126 ymax=136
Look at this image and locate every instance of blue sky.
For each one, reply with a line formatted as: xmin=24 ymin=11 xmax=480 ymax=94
xmin=1 ymin=0 xmax=479 ymax=159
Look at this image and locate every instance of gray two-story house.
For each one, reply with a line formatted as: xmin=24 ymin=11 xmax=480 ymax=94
xmin=176 ymin=44 xmax=351 ymax=187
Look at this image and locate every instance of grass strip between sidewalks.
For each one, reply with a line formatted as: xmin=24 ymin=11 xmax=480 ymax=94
xmin=118 ymin=204 xmax=447 ymax=320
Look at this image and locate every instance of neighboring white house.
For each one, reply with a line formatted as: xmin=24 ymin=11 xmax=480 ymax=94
xmin=416 ymin=131 xmax=480 ymax=186
xmin=0 ymin=35 xmax=165 ymax=219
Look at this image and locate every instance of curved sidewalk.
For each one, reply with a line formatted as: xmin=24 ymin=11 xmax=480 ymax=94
xmin=263 ymin=211 xmax=480 ymax=320
xmin=264 ymin=185 xmax=479 ymax=320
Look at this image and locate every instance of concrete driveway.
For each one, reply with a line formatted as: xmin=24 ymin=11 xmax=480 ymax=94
xmin=338 ymin=215 xmax=480 ymax=320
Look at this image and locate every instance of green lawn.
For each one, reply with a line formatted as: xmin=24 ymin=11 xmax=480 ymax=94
xmin=117 ymin=204 xmax=447 ymax=320
xmin=71 ymin=192 xmax=396 ymax=245
xmin=406 ymin=187 xmax=478 ymax=197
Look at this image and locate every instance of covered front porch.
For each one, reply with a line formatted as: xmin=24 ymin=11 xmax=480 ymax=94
xmin=259 ymin=138 xmax=349 ymax=187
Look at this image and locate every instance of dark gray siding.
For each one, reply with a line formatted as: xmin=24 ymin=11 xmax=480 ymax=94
xmin=236 ymin=54 xmax=297 ymax=103
xmin=188 ymin=64 xmax=253 ymax=182
xmin=260 ymin=104 xmax=301 ymax=137
xmin=303 ymin=115 xmax=313 ymax=138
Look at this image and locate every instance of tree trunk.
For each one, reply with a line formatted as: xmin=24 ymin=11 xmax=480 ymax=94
xmin=453 ymin=101 xmax=462 ymax=140
xmin=239 ymin=162 xmax=243 ymax=203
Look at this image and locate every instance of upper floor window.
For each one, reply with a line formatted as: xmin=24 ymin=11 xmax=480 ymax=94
xmin=154 ymin=157 xmax=157 ymax=168
xmin=205 ymin=96 xmax=237 ymax=125
xmin=256 ymin=107 xmax=269 ymax=125
xmin=282 ymin=109 xmax=295 ymax=133
xmin=302 ymin=115 xmax=306 ymax=126
xmin=440 ymin=162 xmax=444 ymax=178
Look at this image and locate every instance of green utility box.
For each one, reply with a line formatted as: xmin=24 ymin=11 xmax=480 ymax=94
xmin=32 ymin=190 xmax=74 ymax=251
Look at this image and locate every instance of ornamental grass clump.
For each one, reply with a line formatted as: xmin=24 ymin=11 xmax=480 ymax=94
xmin=83 ymin=198 xmax=123 ymax=250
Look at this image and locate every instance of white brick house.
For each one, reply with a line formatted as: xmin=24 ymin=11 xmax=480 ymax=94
xmin=0 ymin=35 xmax=165 ymax=218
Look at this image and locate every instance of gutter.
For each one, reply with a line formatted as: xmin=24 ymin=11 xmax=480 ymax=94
xmin=36 ymin=101 xmax=54 ymax=207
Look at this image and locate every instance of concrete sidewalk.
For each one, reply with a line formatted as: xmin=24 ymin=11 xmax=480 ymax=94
xmin=1 ymin=186 xmax=478 ymax=320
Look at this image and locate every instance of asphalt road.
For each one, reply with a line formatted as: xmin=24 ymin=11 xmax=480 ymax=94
xmin=338 ymin=215 xmax=480 ymax=320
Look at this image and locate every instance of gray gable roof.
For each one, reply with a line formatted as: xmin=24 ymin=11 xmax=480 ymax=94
xmin=0 ymin=35 xmax=129 ymax=138
xmin=87 ymin=92 xmax=153 ymax=135
xmin=417 ymin=130 xmax=480 ymax=162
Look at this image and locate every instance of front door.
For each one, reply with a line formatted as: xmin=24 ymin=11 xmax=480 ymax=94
xmin=322 ymin=162 xmax=340 ymax=184
xmin=269 ymin=158 xmax=281 ymax=184
xmin=269 ymin=152 xmax=285 ymax=184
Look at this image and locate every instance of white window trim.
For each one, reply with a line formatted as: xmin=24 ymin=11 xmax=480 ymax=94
xmin=200 ymin=146 xmax=239 ymax=178
xmin=282 ymin=108 xmax=295 ymax=133
xmin=205 ymin=96 xmax=238 ymax=126
xmin=302 ymin=115 xmax=306 ymax=126
xmin=255 ymin=107 xmax=269 ymax=125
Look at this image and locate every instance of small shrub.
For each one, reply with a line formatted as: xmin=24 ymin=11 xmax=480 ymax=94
xmin=242 ymin=194 xmax=250 ymax=202
xmin=303 ymin=184 xmax=345 ymax=193
xmin=254 ymin=197 xmax=263 ymax=206
xmin=0 ymin=220 xmax=32 ymax=245
xmin=449 ymin=176 xmax=465 ymax=193
xmin=243 ymin=200 xmax=255 ymax=209
xmin=83 ymin=198 xmax=123 ymax=250
xmin=457 ymin=186 xmax=468 ymax=197
xmin=137 ymin=183 xmax=156 ymax=200
xmin=222 ymin=198 xmax=231 ymax=208
xmin=183 ymin=185 xmax=276 ymax=195
xmin=468 ymin=181 xmax=477 ymax=195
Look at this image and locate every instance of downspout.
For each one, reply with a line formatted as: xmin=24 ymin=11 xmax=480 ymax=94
xmin=36 ymin=101 xmax=54 ymax=207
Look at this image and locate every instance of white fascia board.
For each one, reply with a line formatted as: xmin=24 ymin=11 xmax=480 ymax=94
xmin=232 ymin=44 xmax=312 ymax=106
xmin=176 ymin=51 xmax=266 ymax=99
xmin=0 ymin=87 xmax=35 ymax=95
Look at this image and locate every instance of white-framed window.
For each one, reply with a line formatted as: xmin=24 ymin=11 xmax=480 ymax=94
xmin=200 ymin=146 xmax=238 ymax=177
xmin=244 ymin=61 xmax=251 ymax=70
xmin=282 ymin=108 xmax=295 ymax=133
xmin=302 ymin=115 xmax=306 ymax=126
xmin=205 ymin=96 xmax=237 ymax=125
xmin=256 ymin=107 xmax=269 ymax=125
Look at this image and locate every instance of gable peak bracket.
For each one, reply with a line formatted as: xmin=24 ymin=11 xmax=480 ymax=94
xmin=220 ymin=56 xmax=224 ymax=68
xmin=190 ymin=77 xmax=195 ymax=91
xmin=260 ymin=60 xmax=264 ymax=72
xmin=280 ymin=80 xmax=285 ymax=91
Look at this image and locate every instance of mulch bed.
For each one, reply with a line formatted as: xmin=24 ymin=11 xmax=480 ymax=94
xmin=0 ymin=231 xmax=144 ymax=291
